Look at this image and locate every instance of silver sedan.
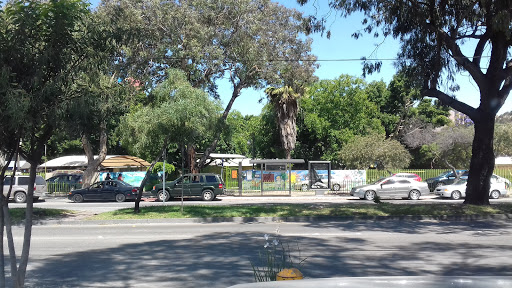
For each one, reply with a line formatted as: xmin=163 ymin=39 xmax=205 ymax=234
xmin=350 ymin=177 xmax=430 ymax=201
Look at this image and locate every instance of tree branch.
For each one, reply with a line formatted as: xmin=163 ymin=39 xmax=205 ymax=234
xmin=472 ymin=31 xmax=488 ymax=68
xmin=421 ymin=88 xmax=479 ymax=121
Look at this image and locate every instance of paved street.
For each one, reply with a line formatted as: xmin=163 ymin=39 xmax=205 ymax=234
xmin=3 ymin=216 xmax=512 ymax=287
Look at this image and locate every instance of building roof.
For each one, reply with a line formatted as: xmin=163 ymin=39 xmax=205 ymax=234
xmin=496 ymin=156 xmax=512 ymax=165
xmin=39 ymin=155 xmax=150 ymax=169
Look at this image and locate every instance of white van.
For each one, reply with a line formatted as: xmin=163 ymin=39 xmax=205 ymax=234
xmin=3 ymin=175 xmax=46 ymax=203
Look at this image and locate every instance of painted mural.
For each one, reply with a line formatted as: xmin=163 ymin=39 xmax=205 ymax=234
xmin=236 ymin=170 xmax=366 ymax=191
xmin=99 ymin=171 xmax=147 ymax=187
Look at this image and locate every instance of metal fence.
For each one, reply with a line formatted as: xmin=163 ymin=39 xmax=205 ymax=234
xmin=223 ymin=168 xmax=512 ymax=196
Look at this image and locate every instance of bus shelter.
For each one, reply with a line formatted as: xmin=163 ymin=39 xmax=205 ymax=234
xmin=249 ymin=159 xmax=305 ymax=196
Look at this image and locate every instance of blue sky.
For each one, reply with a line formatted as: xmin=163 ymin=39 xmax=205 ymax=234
xmin=221 ymin=0 xmax=512 ymax=116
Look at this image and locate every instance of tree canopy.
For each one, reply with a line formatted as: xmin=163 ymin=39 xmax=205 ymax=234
xmin=303 ymin=0 xmax=512 ymax=205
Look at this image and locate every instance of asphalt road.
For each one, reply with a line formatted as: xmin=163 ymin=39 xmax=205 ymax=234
xmin=4 ymin=217 xmax=512 ymax=287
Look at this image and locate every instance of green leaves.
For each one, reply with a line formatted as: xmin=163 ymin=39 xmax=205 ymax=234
xmin=339 ymin=133 xmax=412 ymax=170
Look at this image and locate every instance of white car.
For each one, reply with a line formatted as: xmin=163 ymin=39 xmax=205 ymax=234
xmin=434 ymin=178 xmax=507 ymax=200
xmin=3 ymin=175 xmax=46 ymax=203
xmin=350 ymin=176 xmax=429 ymax=200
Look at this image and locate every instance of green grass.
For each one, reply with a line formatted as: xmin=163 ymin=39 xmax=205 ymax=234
xmin=8 ymin=208 xmax=75 ymax=224
xmin=88 ymin=203 xmax=512 ymax=220
xmin=5 ymin=204 xmax=512 ymax=223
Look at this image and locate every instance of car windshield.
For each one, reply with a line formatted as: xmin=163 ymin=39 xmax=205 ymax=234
xmin=371 ymin=178 xmax=388 ymax=185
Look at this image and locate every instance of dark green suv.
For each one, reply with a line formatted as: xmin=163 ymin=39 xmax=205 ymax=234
xmin=151 ymin=173 xmax=224 ymax=201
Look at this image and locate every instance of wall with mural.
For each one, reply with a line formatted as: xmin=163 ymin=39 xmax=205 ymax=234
xmin=234 ymin=169 xmax=366 ymax=191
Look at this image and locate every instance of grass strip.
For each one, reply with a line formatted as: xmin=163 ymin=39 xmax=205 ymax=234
xmin=89 ymin=203 xmax=512 ymax=220
xmin=9 ymin=208 xmax=75 ymax=224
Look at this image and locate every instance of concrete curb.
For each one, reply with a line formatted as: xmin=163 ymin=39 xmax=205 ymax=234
xmin=35 ymin=213 xmax=512 ymax=226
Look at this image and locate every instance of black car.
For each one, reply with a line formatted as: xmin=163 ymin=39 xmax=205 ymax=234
xmin=151 ymin=173 xmax=225 ymax=201
xmin=68 ymin=180 xmax=139 ymax=203
xmin=425 ymin=170 xmax=467 ymax=191
xmin=46 ymin=174 xmax=83 ymax=193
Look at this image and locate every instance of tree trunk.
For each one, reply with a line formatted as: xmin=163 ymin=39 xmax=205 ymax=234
xmin=15 ymin=163 xmax=37 ymax=287
xmin=134 ymin=137 xmax=169 ymax=213
xmin=197 ymin=82 xmax=244 ymax=170
xmin=464 ymin=112 xmax=495 ymax=205
xmin=188 ymin=145 xmax=198 ymax=173
xmin=82 ymin=122 xmax=108 ymax=187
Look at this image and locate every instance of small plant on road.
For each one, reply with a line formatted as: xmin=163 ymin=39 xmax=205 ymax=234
xmin=250 ymin=231 xmax=307 ymax=282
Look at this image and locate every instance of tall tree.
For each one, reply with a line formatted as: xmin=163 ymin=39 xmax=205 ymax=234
xmin=0 ymin=0 xmax=90 ymax=286
xmin=96 ymin=0 xmax=317 ymax=172
xmin=306 ymin=0 xmax=512 ymax=205
xmin=296 ymin=75 xmax=385 ymax=167
xmin=265 ymin=86 xmax=301 ymax=159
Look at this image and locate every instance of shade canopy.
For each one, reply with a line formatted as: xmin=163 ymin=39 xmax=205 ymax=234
xmin=39 ymin=155 xmax=150 ymax=169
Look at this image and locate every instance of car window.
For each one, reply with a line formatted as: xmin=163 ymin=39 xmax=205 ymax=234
xmin=3 ymin=177 xmax=12 ymax=186
xmin=182 ymin=176 xmax=190 ymax=184
xmin=105 ymin=181 xmax=117 ymax=187
xmin=382 ymin=179 xmax=396 ymax=185
xmin=35 ymin=176 xmax=45 ymax=185
xmin=18 ymin=177 xmax=30 ymax=185
xmin=191 ymin=175 xmax=201 ymax=183
xmin=398 ymin=179 xmax=410 ymax=184
xmin=91 ymin=182 xmax=102 ymax=189
xmin=205 ymin=175 xmax=218 ymax=183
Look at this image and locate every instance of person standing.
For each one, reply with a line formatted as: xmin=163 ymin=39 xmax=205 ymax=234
xmin=105 ymin=173 xmax=112 ymax=180
xmin=117 ymin=173 xmax=123 ymax=181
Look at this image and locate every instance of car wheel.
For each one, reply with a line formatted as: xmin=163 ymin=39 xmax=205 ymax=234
xmin=490 ymin=190 xmax=501 ymax=199
xmin=409 ymin=189 xmax=421 ymax=200
xmin=451 ymin=190 xmax=462 ymax=200
xmin=333 ymin=183 xmax=341 ymax=191
xmin=157 ymin=190 xmax=170 ymax=202
xmin=14 ymin=192 xmax=27 ymax=203
xmin=202 ymin=190 xmax=215 ymax=201
xmin=115 ymin=193 xmax=126 ymax=202
xmin=72 ymin=194 xmax=84 ymax=203
xmin=364 ymin=190 xmax=376 ymax=201
xmin=301 ymin=184 xmax=308 ymax=191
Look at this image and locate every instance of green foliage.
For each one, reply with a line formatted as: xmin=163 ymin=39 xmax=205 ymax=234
xmin=411 ymin=99 xmax=450 ymax=127
xmin=339 ymin=133 xmax=411 ymax=170
xmin=152 ymin=162 xmax=176 ymax=174
xmin=494 ymin=124 xmax=512 ymax=157
xmin=296 ymin=75 xmax=385 ymax=165
xmin=118 ymin=69 xmax=222 ymax=161
xmin=417 ymin=126 xmax=473 ymax=169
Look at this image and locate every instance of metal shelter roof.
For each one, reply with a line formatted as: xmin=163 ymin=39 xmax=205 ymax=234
xmin=39 ymin=155 xmax=150 ymax=169
xmin=249 ymin=159 xmax=305 ymax=164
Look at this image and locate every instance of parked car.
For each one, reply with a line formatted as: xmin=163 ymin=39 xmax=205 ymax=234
xmin=392 ymin=173 xmax=422 ymax=182
xmin=350 ymin=176 xmax=429 ymax=200
xmin=151 ymin=173 xmax=224 ymax=201
xmin=434 ymin=178 xmax=507 ymax=200
xmin=46 ymin=173 xmax=83 ymax=192
xmin=68 ymin=180 xmax=138 ymax=203
xmin=425 ymin=170 xmax=467 ymax=191
xmin=460 ymin=171 xmax=511 ymax=189
xmin=299 ymin=174 xmax=347 ymax=191
xmin=3 ymin=175 xmax=46 ymax=203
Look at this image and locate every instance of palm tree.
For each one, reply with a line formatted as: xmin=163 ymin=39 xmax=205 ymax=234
xmin=265 ymin=86 xmax=301 ymax=159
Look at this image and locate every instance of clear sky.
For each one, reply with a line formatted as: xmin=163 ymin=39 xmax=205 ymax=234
xmin=221 ymin=0 xmax=512 ymax=116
